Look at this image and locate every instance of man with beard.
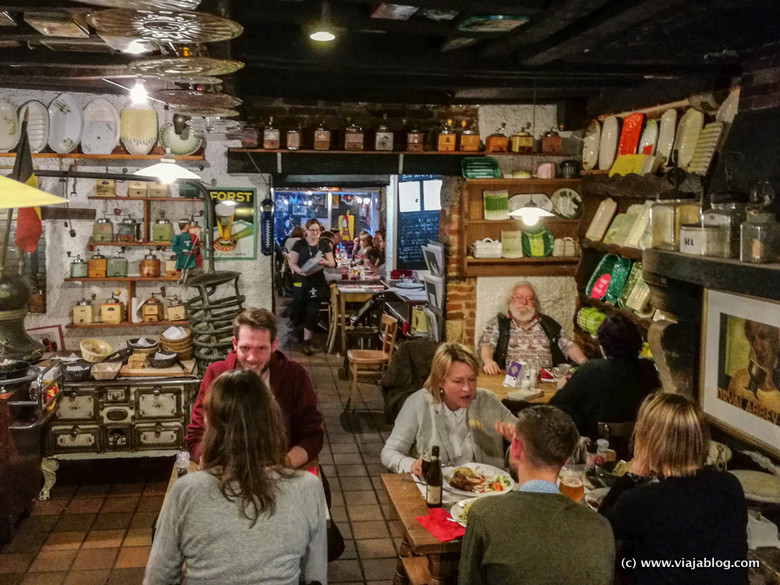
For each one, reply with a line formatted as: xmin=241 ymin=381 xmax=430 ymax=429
xmin=479 ymin=283 xmax=587 ymax=374
xmin=185 ymin=308 xmax=324 ymax=468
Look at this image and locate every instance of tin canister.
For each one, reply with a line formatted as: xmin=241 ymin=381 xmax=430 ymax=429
xmin=107 ymin=252 xmax=128 ymax=277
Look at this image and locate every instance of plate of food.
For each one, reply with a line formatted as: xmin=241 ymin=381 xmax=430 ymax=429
xmin=443 ymin=463 xmax=514 ymax=497
xmin=450 ymin=498 xmax=479 ymax=527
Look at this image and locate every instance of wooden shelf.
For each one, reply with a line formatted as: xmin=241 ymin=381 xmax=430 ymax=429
xmin=467 ymin=218 xmax=578 ymax=226
xmin=578 ymin=292 xmax=652 ymax=329
xmin=580 ymin=238 xmax=643 ymax=260
xmin=65 ymin=277 xmax=180 ymax=282
xmin=0 ymin=151 xmax=202 ymax=161
xmin=88 ymin=242 xmax=171 ymax=247
xmin=67 ymin=320 xmax=189 ymax=329
xmin=464 ymin=178 xmax=582 ymax=187
xmin=465 ymin=256 xmax=579 ymax=277
xmin=467 ymin=256 xmax=579 ymax=263
xmin=235 ymin=148 xmax=577 ymax=157
xmin=88 ymin=196 xmax=202 ymax=202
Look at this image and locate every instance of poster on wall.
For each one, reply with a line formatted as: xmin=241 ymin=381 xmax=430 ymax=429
xmin=701 ymin=289 xmax=780 ymax=457
xmin=208 ymin=187 xmax=257 ymax=260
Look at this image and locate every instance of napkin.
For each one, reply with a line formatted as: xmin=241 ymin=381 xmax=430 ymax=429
xmin=415 ymin=507 xmax=465 ymax=542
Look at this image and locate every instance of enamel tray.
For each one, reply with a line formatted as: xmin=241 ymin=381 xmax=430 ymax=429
xmin=551 ymin=188 xmax=582 ymax=219
xmin=18 ymin=101 xmax=49 ymax=153
xmin=637 ymin=119 xmax=658 ymax=155
xmin=48 ymin=94 xmax=83 ymax=154
xmin=508 ymin=193 xmax=553 ymax=213
xmin=656 ymin=109 xmax=677 ymax=164
xmin=159 ymin=123 xmax=203 ymax=156
xmin=716 ymin=88 xmax=740 ymax=124
xmin=687 ymin=122 xmax=723 ymax=175
xmin=0 ymin=100 xmax=19 ymax=152
xmin=582 ymin=120 xmax=600 ymax=171
xmin=598 ymin=116 xmax=620 ymax=172
xmin=81 ymin=98 xmax=120 ymax=155
xmin=120 ymin=104 xmax=158 ymax=155
xmin=672 ymin=108 xmax=704 ymax=170
xmin=616 ymin=112 xmax=644 ymax=156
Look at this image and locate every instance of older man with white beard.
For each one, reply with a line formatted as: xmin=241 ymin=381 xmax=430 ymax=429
xmin=479 ymin=283 xmax=587 ymax=375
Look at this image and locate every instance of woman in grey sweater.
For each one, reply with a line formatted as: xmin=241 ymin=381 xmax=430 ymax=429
xmin=381 ymin=342 xmax=517 ymax=474
xmin=145 ymin=369 xmax=327 ymax=585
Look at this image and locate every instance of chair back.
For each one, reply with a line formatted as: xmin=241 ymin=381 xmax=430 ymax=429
xmin=380 ymin=314 xmax=398 ymax=358
xmin=597 ymin=421 xmax=635 ymax=462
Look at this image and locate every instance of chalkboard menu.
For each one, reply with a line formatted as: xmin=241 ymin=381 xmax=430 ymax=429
xmin=397 ymin=210 xmax=440 ymax=269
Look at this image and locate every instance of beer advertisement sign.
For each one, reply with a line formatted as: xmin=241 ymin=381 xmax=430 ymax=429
xmin=208 ymin=187 xmax=257 ymax=260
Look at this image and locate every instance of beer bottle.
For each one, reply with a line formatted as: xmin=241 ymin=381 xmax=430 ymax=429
xmin=425 ymin=446 xmax=442 ymax=508
xmin=176 ymin=450 xmax=190 ymax=478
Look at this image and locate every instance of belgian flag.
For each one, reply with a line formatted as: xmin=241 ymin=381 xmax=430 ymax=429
xmin=12 ymin=118 xmax=41 ymax=253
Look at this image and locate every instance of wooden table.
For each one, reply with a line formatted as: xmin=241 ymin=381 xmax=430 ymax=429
xmin=381 ymin=473 xmax=462 ymax=585
xmin=477 ymin=374 xmax=558 ymax=403
xmin=329 ymin=281 xmax=386 ymax=355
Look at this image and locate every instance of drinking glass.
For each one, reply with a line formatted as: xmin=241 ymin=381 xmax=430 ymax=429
xmin=558 ymin=466 xmax=584 ymax=501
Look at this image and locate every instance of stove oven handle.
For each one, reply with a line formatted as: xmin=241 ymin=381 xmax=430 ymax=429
xmin=10 ymin=363 xmax=63 ymax=432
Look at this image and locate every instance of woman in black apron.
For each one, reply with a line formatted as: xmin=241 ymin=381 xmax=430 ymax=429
xmin=287 ymin=219 xmax=335 ymax=355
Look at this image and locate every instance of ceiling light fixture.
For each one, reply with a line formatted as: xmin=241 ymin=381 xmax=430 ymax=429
xmin=101 ymin=78 xmax=167 ymax=105
xmin=130 ymin=79 xmax=148 ymax=104
xmin=508 ymin=202 xmax=554 ymax=226
xmin=134 ymin=150 xmax=200 ymax=184
xmin=310 ymin=1 xmax=336 ymax=42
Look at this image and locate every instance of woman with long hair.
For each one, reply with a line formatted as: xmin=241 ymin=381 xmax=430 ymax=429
xmin=287 ymin=218 xmax=335 ymax=354
xmin=145 ymin=369 xmax=327 ymax=585
xmin=381 ymin=342 xmax=517 ymax=474
xmin=599 ymin=392 xmax=748 ymax=585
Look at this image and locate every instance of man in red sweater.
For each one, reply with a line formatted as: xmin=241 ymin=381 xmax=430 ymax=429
xmin=185 ymin=308 xmax=324 ymax=468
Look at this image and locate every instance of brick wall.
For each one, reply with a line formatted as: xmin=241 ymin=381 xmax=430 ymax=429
xmin=739 ymin=43 xmax=780 ymax=111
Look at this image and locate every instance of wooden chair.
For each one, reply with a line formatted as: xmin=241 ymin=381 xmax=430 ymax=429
xmin=597 ymin=421 xmax=635 ymax=462
xmin=345 ymin=314 xmax=398 ymax=410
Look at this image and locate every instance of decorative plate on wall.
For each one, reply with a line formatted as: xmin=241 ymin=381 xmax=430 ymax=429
xmin=48 ymin=94 xmax=83 ymax=154
xmin=120 ymin=103 xmax=158 ymax=155
xmin=74 ymin=0 xmax=200 ymax=8
xmin=159 ymin=123 xmax=203 ymax=156
xmin=17 ymin=100 xmax=49 ymax=154
xmin=581 ymin=120 xmax=600 ymax=171
xmin=150 ymin=89 xmax=242 ymax=109
xmin=0 ymin=100 xmax=18 ymax=152
xmin=81 ymin=98 xmax=120 ymax=155
xmin=130 ymin=57 xmax=244 ymax=78
xmin=616 ymin=112 xmax=644 ymax=156
xmin=598 ymin=116 xmax=620 ymax=171
xmin=87 ymin=9 xmax=243 ymax=43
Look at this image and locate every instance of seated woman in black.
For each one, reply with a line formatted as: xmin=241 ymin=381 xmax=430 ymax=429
xmin=599 ymin=392 xmax=748 ymax=585
xmin=549 ymin=314 xmax=659 ymax=439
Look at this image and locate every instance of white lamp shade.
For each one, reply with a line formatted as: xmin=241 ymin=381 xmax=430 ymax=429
xmin=508 ymin=205 xmax=554 ymax=225
xmin=134 ymin=154 xmax=200 ymax=184
xmin=0 ymin=175 xmax=67 ymax=209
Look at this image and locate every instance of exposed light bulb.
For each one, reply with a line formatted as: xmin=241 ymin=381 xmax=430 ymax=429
xmin=310 ymin=30 xmax=335 ymax=42
xmin=130 ymin=80 xmax=148 ymax=104
xmin=522 ymin=215 xmax=539 ymax=226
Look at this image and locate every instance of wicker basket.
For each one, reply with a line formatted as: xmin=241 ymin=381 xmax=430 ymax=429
xmin=80 ymin=339 xmax=112 ymax=363
xmin=128 ymin=337 xmax=159 ymax=355
xmin=160 ymin=328 xmax=192 ymax=350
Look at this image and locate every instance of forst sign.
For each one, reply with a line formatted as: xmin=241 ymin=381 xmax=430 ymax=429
xmin=207 ymin=187 xmax=257 ymax=260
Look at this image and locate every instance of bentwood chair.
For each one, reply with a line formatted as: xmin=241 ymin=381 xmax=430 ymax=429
xmin=345 ymin=314 xmax=398 ymax=411
xmin=597 ymin=421 xmax=635 ymax=462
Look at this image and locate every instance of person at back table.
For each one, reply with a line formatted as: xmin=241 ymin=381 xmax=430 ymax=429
xmin=459 ymin=405 xmax=615 ymax=585
xmin=380 ymin=342 xmax=517 ymax=474
xmin=599 ymin=392 xmax=748 ymax=585
xmin=145 ymin=369 xmax=327 ymax=585
xmin=185 ymin=308 xmax=323 ymax=469
xmin=549 ymin=314 xmax=660 ymax=439
xmin=479 ymin=282 xmax=587 ymax=374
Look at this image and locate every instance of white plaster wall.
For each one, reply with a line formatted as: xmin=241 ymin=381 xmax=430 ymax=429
xmin=474 ymin=276 xmax=578 ymax=346
xmin=0 ymin=88 xmax=272 ymax=351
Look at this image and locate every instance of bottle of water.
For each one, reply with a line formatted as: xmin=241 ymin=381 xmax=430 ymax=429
xmin=176 ymin=450 xmax=190 ymax=478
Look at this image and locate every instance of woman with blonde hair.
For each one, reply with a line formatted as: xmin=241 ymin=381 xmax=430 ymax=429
xmin=599 ymin=392 xmax=748 ymax=585
xmin=145 ymin=369 xmax=327 ymax=585
xmin=381 ymin=342 xmax=517 ymax=474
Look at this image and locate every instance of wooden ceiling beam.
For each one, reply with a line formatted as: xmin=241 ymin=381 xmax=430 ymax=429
xmin=333 ymin=0 xmax=545 ymax=16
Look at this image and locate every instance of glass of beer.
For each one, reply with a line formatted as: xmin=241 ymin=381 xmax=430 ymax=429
xmin=215 ymin=201 xmax=237 ymax=242
xmin=558 ymin=466 xmax=584 ymax=501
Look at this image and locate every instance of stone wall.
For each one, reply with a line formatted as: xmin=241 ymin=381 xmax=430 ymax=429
xmin=740 ymin=43 xmax=780 ymax=111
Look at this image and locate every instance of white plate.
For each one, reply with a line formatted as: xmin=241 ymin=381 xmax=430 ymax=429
xmin=159 ymin=122 xmax=203 ymax=156
xmin=672 ymin=108 xmax=704 ymax=170
xmin=450 ymin=498 xmax=478 ymax=527
xmin=584 ymin=487 xmax=610 ymax=511
xmin=551 ymin=188 xmax=582 ymax=219
xmin=637 ymin=119 xmax=658 ymax=156
xmin=443 ymin=463 xmax=515 ymax=498
xmin=18 ymin=100 xmax=49 ymax=153
xmin=0 ymin=100 xmax=19 ymax=152
xmin=582 ymin=120 xmax=600 ymax=171
xmin=120 ymin=104 xmax=158 ymax=155
xmin=82 ymin=98 xmax=120 ymax=155
xmin=688 ymin=122 xmax=723 ymax=175
xmin=657 ymin=109 xmax=677 ymax=164
xmin=598 ymin=116 xmax=619 ymax=171
xmin=395 ymin=281 xmax=423 ymax=289
xmin=508 ymin=193 xmax=553 ymax=213
xmin=48 ymin=93 xmax=83 ymax=154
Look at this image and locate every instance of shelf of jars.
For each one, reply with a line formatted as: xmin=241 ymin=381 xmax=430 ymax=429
xmin=579 ymin=238 xmax=642 ymax=260
xmin=577 ymin=292 xmax=653 ymax=330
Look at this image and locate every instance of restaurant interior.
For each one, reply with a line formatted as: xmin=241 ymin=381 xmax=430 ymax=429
xmin=0 ymin=0 xmax=778 ymax=584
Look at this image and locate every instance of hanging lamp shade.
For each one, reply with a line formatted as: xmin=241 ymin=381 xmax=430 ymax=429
xmin=508 ymin=201 xmax=554 ymax=225
xmin=134 ymin=150 xmax=200 ymax=184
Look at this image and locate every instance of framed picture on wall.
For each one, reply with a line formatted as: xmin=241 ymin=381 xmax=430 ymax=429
xmin=700 ymin=289 xmax=780 ymax=457
xmin=26 ymin=325 xmax=64 ymax=354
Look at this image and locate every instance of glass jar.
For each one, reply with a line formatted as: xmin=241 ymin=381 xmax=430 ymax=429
xmin=701 ymin=202 xmax=747 ymax=258
xmin=286 ymin=124 xmax=301 ymax=150
xmin=262 ymin=116 xmax=280 ymax=150
xmin=313 ymin=120 xmax=331 ymax=151
xmin=740 ymin=209 xmax=780 ymax=263
xmin=674 ymin=198 xmax=702 ymax=235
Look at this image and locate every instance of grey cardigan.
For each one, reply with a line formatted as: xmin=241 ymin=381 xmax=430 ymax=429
xmin=380 ymin=387 xmax=517 ymax=473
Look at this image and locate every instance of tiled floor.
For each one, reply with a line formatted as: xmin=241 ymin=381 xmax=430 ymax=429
xmin=1 ymin=309 xmax=401 ymax=585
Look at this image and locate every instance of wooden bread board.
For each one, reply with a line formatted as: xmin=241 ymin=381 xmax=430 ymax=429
xmin=119 ymin=359 xmax=196 ymax=377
